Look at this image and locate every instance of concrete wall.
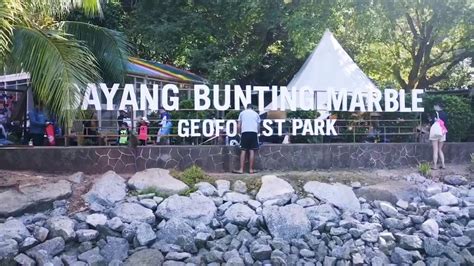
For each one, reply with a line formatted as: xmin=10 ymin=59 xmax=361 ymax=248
xmin=0 ymin=143 xmax=473 ymax=174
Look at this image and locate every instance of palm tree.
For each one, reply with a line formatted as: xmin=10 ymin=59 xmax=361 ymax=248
xmin=0 ymin=0 xmax=130 ymax=125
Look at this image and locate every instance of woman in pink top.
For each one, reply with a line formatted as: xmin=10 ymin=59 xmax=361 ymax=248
xmin=138 ymin=117 xmax=149 ymax=146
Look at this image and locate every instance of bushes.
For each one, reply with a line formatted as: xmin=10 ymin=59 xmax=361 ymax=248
xmin=422 ymin=95 xmax=474 ymax=142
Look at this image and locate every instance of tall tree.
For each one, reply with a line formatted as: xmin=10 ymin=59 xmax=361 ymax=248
xmin=0 ymin=0 xmax=131 ymax=125
xmin=341 ymin=0 xmax=473 ymax=90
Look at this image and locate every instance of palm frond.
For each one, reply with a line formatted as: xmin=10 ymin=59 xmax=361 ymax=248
xmin=0 ymin=0 xmax=25 ymax=60
xmin=26 ymin=0 xmax=103 ymax=18
xmin=11 ymin=26 xmax=101 ymax=125
xmin=61 ymin=21 xmax=131 ymax=83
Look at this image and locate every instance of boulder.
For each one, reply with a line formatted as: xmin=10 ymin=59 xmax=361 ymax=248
xmin=156 ymin=219 xmax=195 ymax=245
xmin=354 ymin=180 xmax=419 ymax=204
xmin=223 ymin=203 xmax=255 ymax=226
xmin=195 ymin=182 xmax=218 ymax=196
xmin=379 ymin=201 xmax=399 ymax=217
xmin=232 ymin=180 xmax=248 ymax=193
xmin=443 ymin=175 xmax=468 ymax=186
xmin=305 ymin=203 xmax=338 ymax=222
xmin=124 ymin=249 xmax=164 ymax=266
xmin=223 ymin=192 xmax=250 ymax=203
xmin=423 ymin=238 xmax=444 ymax=256
xmin=113 ymin=202 xmax=156 ymax=224
xmin=425 ymin=192 xmax=458 ymax=207
xmin=0 ymin=239 xmax=18 ymax=260
xmin=128 ymin=168 xmax=189 ymax=195
xmin=46 ymin=216 xmax=76 ymax=241
xmin=135 ymin=222 xmax=156 ymax=246
xmin=250 ymin=244 xmax=272 ymax=261
xmin=0 ymin=180 xmax=72 ymax=217
xmin=421 ymin=219 xmax=439 ymax=238
xmin=78 ymin=247 xmax=104 ymax=264
xmin=67 ymin=172 xmax=85 ymax=184
xmin=155 ymin=193 xmax=216 ymax=226
xmin=76 ymin=229 xmax=99 ymax=242
xmin=0 ymin=218 xmax=31 ymax=242
xmin=26 ymin=237 xmax=65 ymax=258
xmin=304 ymin=181 xmax=360 ymax=212
xmin=84 ymin=171 xmax=126 ymax=207
xmin=263 ymin=204 xmax=311 ymax=241
xmin=86 ymin=213 xmax=107 ymax=227
xmin=398 ymin=234 xmax=423 ymax=250
xmin=216 ymin=180 xmax=231 ymax=197
xmin=256 ymin=175 xmax=294 ymax=205
xmin=100 ymin=236 xmax=129 ymax=262
xmin=14 ymin=253 xmax=35 ymax=266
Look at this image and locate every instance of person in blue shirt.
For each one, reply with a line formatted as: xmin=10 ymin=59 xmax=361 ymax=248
xmin=157 ymin=107 xmax=172 ymax=145
xmin=29 ymin=103 xmax=47 ymax=146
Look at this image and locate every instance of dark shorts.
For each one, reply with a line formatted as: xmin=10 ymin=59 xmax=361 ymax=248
xmin=240 ymin=132 xmax=258 ymax=150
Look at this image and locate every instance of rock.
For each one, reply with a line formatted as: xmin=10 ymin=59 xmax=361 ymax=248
xmin=14 ymin=253 xmax=35 ymax=266
xmin=246 ymin=200 xmax=261 ymax=210
xmin=195 ymin=182 xmax=218 ymax=196
xmin=296 ymin=197 xmax=317 ymax=207
xmin=76 ymin=229 xmax=99 ymax=242
xmin=352 ymin=253 xmax=364 ymax=265
xmin=113 ymin=202 xmax=156 ymax=224
xmin=354 ymin=180 xmax=419 ymax=204
xmin=453 ymin=236 xmax=471 ymax=247
xmin=100 ymin=236 xmax=129 ymax=262
xmin=300 ymin=249 xmax=315 ymax=258
xmin=139 ymin=198 xmax=158 ymax=210
xmin=421 ymin=219 xmax=439 ymax=238
xmin=0 ymin=238 xmax=18 ymax=260
xmin=361 ymin=229 xmax=379 ymax=243
xmin=67 ymin=172 xmax=85 ymax=184
xmin=225 ymin=223 xmax=239 ymax=235
xmin=423 ymin=238 xmax=444 ymax=256
xmin=324 ymin=256 xmax=337 ymax=266
xmin=390 ymin=247 xmax=415 ymax=264
xmin=256 ymin=175 xmax=294 ymax=205
xmin=135 ymin=222 xmax=156 ymax=246
xmin=226 ymin=256 xmax=245 ymax=265
xmin=84 ymin=171 xmax=126 ymax=207
xmin=155 ymin=193 xmax=217 ymax=226
xmin=26 ymin=237 xmax=65 ymax=258
xmin=156 ymin=219 xmax=195 ymax=245
xmin=216 ymin=180 xmax=231 ymax=197
xmin=263 ymin=204 xmax=311 ymax=241
xmin=331 ymin=242 xmax=351 ymax=259
xmin=0 ymin=218 xmax=31 ymax=242
xmin=46 ymin=216 xmax=76 ymax=241
xmin=223 ymin=203 xmax=255 ymax=226
xmin=399 ymin=234 xmax=423 ymax=250
xmin=194 ymin=232 xmax=211 ymax=248
xmin=128 ymin=168 xmax=189 ymax=195
xmin=304 ymin=181 xmax=360 ymax=211
xmin=0 ymin=180 xmax=72 ymax=217
xmin=232 ymin=180 xmax=247 ymax=193
xmin=305 ymin=203 xmax=338 ymax=222
xmin=379 ymin=201 xmax=398 ymax=217
xmin=106 ymin=217 xmax=124 ymax=231
xmin=425 ymin=192 xmax=458 ymax=207
xmin=443 ymin=175 xmax=468 ymax=186
xmin=223 ymin=192 xmax=250 ymax=203
xmin=396 ymin=199 xmax=409 ymax=210
xmin=86 ymin=213 xmax=107 ymax=227
xmin=166 ymin=251 xmax=191 ymax=261
xmin=250 ymin=244 xmax=272 ymax=261
xmin=78 ymin=247 xmax=104 ymax=264
xmin=124 ymin=249 xmax=164 ymax=266
xmin=270 ymin=249 xmax=287 ymax=265
xmin=32 ymin=226 xmax=48 ymax=243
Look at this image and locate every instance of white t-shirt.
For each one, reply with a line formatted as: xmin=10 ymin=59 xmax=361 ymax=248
xmin=238 ymin=109 xmax=261 ymax=133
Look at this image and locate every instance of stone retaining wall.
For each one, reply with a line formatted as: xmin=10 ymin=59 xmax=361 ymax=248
xmin=0 ymin=143 xmax=473 ymax=174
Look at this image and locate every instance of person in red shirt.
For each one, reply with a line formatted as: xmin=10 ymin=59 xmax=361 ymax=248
xmin=137 ymin=117 xmax=149 ymax=146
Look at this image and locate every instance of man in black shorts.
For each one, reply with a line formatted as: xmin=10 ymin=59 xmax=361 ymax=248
xmin=234 ymin=104 xmax=260 ymax=174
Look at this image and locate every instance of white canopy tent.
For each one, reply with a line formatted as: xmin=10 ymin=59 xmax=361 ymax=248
xmin=262 ymin=30 xmax=379 ymax=119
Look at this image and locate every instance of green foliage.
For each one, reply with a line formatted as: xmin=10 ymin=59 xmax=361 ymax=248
xmin=225 ymin=110 xmax=240 ymax=120
xmin=418 ymin=162 xmax=431 ymax=177
xmin=178 ymin=165 xmax=210 ymax=187
xmin=423 ymin=95 xmax=474 ymax=142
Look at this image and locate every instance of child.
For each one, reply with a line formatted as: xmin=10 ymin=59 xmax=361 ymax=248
xmin=138 ymin=117 xmax=149 ymax=146
xmin=118 ymin=122 xmax=129 ymax=146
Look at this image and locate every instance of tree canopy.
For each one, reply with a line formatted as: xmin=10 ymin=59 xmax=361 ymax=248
xmin=121 ymin=0 xmax=472 ymax=89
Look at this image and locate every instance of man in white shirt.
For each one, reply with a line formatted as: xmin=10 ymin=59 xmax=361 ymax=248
xmin=234 ymin=104 xmax=261 ymax=174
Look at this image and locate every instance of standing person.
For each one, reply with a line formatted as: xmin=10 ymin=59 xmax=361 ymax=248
xmin=157 ymin=107 xmax=172 ymax=145
xmin=429 ymin=103 xmax=448 ymax=170
xmin=118 ymin=122 xmax=129 ymax=146
xmin=233 ymin=104 xmax=261 ymax=174
xmin=29 ymin=103 xmax=47 ymax=146
xmin=138 ymin=117 xmax=149 ymax=146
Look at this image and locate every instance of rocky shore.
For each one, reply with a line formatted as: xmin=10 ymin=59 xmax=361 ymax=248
xmin=0 ymin=168 xmax=473 ymax=265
